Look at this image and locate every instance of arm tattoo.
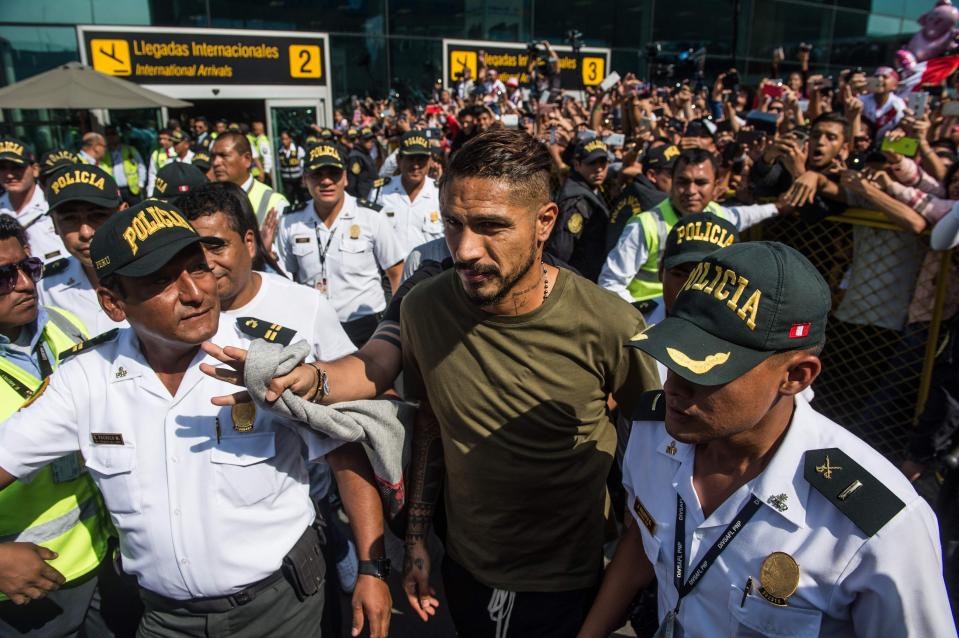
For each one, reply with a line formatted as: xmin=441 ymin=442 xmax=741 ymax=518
xmin=405 ymin=404 xmax=444 ymax=544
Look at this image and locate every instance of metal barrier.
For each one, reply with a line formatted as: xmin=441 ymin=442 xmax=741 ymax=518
xmin=752 ymin=209 xmax=959 ymax=459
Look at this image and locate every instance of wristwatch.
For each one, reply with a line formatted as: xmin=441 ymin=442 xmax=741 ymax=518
xmin=358 ymin=559 xmax=391 ymax=581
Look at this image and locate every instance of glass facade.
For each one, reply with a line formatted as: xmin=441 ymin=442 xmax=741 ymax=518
xmin=0 ymin=0 xmax=937 ymax=103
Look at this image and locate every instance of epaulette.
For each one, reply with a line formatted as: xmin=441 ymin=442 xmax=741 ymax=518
xmin=632 ymin=389 xmax=665 ymax=422
xmin=235 ymin=317 xmax=296 ymax=346
xmin=632 ymin=299 xmax=659 ymax=316
xmin=373 ymin=176 xmax=391 ymax=189
xmin=358 ymin=199 xmax=383 ymax=212
xmin=58 ymin=328 xmax=119 ymax=362
xmin=286 ymin=201 xmax=310 ymax=215
xmin=41 ymin=257 xmax=70 ymax=279
xmin=804 ymin=448 xmax=905 ymax=536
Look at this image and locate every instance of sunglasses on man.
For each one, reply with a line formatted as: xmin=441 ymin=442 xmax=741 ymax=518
xmin=0 ymin=257 xmax=43 ymax=294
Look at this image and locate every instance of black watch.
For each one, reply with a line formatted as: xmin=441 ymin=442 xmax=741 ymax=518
xmin=358 ymin=559 xmax=391 ymax=580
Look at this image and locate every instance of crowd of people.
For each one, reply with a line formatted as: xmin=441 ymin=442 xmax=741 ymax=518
xmin=0 ymin=37 xmax=958 ymax=638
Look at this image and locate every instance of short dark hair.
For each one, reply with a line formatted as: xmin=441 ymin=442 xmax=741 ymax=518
xmin=442 ymin=129 xmax=553 ymax=206
xmin=0 ymin=214 xmax=28 ymax=250
xmin=215 ymin=131 xmax=252 ymax=156
xmin=672 ymin=148 xmax=719 ymax=179
xmin=176 ymin=182 xmax=284 ymax=274
xmin=811 ymin=112 xmax=850 ymax=141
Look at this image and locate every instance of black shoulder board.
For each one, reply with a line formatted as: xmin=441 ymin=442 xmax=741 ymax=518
xmin=633 ymin=390 xmax=665 ymax=422
xmin=42 ymin=257 xmax=70 ymax=279
xmin=804 ymin=448 xmax=905 ymax=537
xmin=235 ymin=317 xmax=296 ymax=346
xmin=58 ymin=328 xmax=119 ymax=362
xmin=287 ymin=201 xmax=310 ymax=215
xmin=358 ymin=199 xmax=383 ymax=212
xmin=373 ymin=176 xmax=391 ymax=188
xmin=633 ymin=299 xmax=659 ymax=316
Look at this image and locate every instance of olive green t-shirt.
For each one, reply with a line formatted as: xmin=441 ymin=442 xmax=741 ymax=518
xmin=401 ymin=267 xmax=660 ymax=591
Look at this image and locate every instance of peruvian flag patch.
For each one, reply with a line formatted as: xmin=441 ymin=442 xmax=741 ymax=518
xmin=789 ymin=323 xmax=811 ymax=339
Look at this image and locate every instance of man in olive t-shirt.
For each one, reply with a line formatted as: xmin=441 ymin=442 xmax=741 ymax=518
xmin=400 ymin=129 xmax=660 ymax=638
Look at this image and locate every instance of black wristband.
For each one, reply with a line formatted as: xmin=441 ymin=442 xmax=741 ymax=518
xmin=358 ymin=559 xmax=391 ymax=580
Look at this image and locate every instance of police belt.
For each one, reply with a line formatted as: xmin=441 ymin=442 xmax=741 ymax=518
xmin=138 ymin=523 xmax=318 ymax=614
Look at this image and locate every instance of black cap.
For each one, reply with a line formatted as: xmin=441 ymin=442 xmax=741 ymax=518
xmin=0 ymin=137 xmax=30 ymax=166
xmin=345 ymin=128 xmax=358 ymax=140
xmin=191 ymin=148 xmax=211 ymax=171
xmin=39 ymin=149 xmax=79 ymax=178
xmin=154 ymin=163 xmax=209 ymax=201
xmin=627 ymin=241 xmax=830 ymax=386
xmin=662 ymin=213 xmax=740 ymax=270
xmin=46 ymin=165 xmax=121 ymax=212
xmin=90 ymin=200 xmax=222 ymax=279
xmin=644 ymin=144 xmax=680 ymax=172
xmin=358 ymin=126 xmax=375 ymax=140
xmin=575 ymin=139 xmax=609 ymax=163
xmin=319 ymin=128 xmax=334 ymax=139
xmin=170 ymin=129 xmax=192 ymax=144
xmin=398 ymin=131 xmax=431 ymax=156
xmin=304 ymin=142 xmax=346 ymax=172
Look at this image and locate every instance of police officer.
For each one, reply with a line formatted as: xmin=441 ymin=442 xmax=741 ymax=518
xmin=152 ymin=162 xmax=209 ymax=206
xmin=599 ymin=148 xmax=783 ymax=315
xmin=251 ymin=121 xmax=273 ymax=186
xmin=191 ymin=148 xmax=213 ymax=181
xmin=545 ymin=138 xmax=612 ymax=281
xmin=276 ymin=142 xmax=405 ymax=347
xmin=606 ymin=143 xmax=678 ymax=254
xmin=146 ymin=128 xmax=174 ymax=197
xmin=579 ymin=241 xmax=956 ymax=637
xmin=0 ymin=200 xmax=393 ymax=638
xmin=169 ymin=128 xmax=194 ymax=166
xmin=347 ymin=127 xmax=377 ymax=201
xmin=375 ymin=131 xmax=443 ymax=255
xmin=211 ymin=131 xmax=288 ymax=223
xmin=277 ymin=130 xmax=307 ymax=207
xmin=38 ymin=148 xmax=79 ymax=191
xmin=103 ymin=126 xmax=146 ymax=206
xmin=0 ymin=137 xmax=67 ymax=263
xmin=0 ymin=214 xmax=118 ymax=636
xmin=38 ymin=164 xmax=125 ymax=335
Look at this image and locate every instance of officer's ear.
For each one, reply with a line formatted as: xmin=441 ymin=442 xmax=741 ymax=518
xmin=97 ymin=283 xmax=128 ymax=323
xmin=776 ymin=350 xmax=822 ymax=397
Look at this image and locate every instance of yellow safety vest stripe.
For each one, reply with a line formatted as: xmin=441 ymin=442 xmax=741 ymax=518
xmin=99 ymin=145 xmax=141 ymax=195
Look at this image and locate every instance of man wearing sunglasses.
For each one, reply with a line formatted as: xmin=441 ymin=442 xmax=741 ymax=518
xmin=38 ymin=164 xmax=126 ymax=336
xmin=0 ymin=137 xmax=66 ymax=264
xmin=276 ymin=142 xmax=405 ymax=347
xmin=0 ymin=214 xmax=118 ymax=637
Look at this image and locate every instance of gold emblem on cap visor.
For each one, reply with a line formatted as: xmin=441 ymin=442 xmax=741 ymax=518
xmin=232 ymin=402 xmax=256 ymax=433
xmin=666 ymin=347 xmax=730 ymax=374
xmin=758 ymin=552 xmax=800 ymax=606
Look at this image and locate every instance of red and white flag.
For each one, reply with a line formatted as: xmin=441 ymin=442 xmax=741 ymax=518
xmin=789 ymin=323 xmax=811 ymax=339
xmin=898 ymin=55 xmax=959 ymax=94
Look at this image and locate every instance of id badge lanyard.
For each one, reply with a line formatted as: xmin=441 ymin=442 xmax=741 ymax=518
xmin=654 ymin=493 xmax=762 ymax=637
xmin=314 ymin=224 xmax=337 ymax=298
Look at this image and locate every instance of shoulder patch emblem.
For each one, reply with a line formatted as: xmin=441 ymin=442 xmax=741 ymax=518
xmin=58 ymin=328 xmax=119 ymax=362
xmin=357 ymin=199 xmax=383 ymax=212
xmin=288 ymin=201 xmax=310 ymax=215
xmin=235 ymin=317 xmax=296 ymax=346
xmin=567 ymin=212 xmax=585 ymax=235
xmin=804 ymin=447 xmax=905 ymax=536
xmin=351 ymin=161 xmax=362 ymax=175
xmin=373 ymin=176 xmax=391 ymax=188
xmin=41 ymin=257 xmax=70 ymax=279
xmin=633 ymin=389 xmax=665 ymax=422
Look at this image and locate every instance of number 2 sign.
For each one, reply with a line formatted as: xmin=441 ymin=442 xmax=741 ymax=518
xmin=289 ymin=45 xmax=322 ymax=79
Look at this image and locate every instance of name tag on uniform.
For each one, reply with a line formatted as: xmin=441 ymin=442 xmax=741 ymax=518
xmin=633 ymin=496 xmax=657 ymax=535
xmin=91 ymin=432 xmax=124 ymax=445
xmin=295 ymin=236 xmax=311 ymax=244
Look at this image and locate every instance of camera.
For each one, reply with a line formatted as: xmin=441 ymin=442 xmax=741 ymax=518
xmin=565 ymin=30 xmax=584 ymax=53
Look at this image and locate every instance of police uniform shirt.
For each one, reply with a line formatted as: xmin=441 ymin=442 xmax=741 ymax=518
xmin=0 ymin=186 xmax=66 ymax=262
xmin=621 ymin=394 xmax=955 ymax=637
xmin=223 ymin=271 xmax=356 ymax=362
xmin=276 ymin=194 xmax=405 ymax=322
xmin=375 ymin=177 xmax=444 ymax=255
xmin=599 ymin=203 xmax=779 ymax=303
xmin=0 ymin=312 xmax=341 ymax=600
xmin=37 ymin=256 xmax=126 ymax=335
xmin=400 ymin=236 xmax=451 ymax=283
xmin=279 ymin=144 xmax=306 ymax=179
xmin=0 ymin=306 xmax=63 ymax=380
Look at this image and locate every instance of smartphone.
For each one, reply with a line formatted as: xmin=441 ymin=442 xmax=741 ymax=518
xmin=736 ymin=130 xmax=766 ymax=145
xmin=549 ymin=127 xmax=557 ymax=145
xmin=812 ymin=77 xmax=833 ymax=90
xmin=599 ymin=71 xmax=621 ymax=92
xmin=797 ymin=99 xmax=810 ymax=112
xmin=761 ymin=83 xmax=786 ymax=100
xmin=746 ymin=110 xmax=779 ymax=135
xmin=652 ymin=107 xmax=665 ymax=119
xmin=722 ymin=71 xmax=740 ymax=90
xmin=944 ymin=100 xmax=959 ymax=117
xmin=501 ymin=114 xmax=519 ymax=129
xmin=866 ymin=77 xmax=881 ymax=93
xmin=908 ymin=91 xmax=929 ymax=119
xmin=604 ymin=133 xmax=626 ymax=147
xmin=881 ymin=136 xmax=919 ymax=157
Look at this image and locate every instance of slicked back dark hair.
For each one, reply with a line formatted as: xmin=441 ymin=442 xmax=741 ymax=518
xmin=176 ymin=181 xmax=284 ymax=274
xmin=0 ymin=214 xmax=27 ymax=250
xmin=672 ymin=147 xmax=719 ymax=179
xmin=214 ymin=131 xmax=252 ymax=156
xmin=441 ymin=129 xmax=554 ymax=206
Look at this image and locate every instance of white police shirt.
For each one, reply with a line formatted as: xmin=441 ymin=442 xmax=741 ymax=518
xmin=37 ymin=257 xmax=127 ymax=335
xmin=275 ymin=194 xmax=405 ymax=322
xmin=0 ymin=312 xmax=341 ymax=600
xmin=223 ymin=271 xmax=356 ymax=362
xmin=622 ymin=394 xmax=955 ymax=637
xmin=0 ymin=186 xmax=66 ymax=263
xmin=375 ymin=177 xmax=444 ymax=255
